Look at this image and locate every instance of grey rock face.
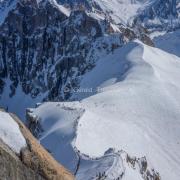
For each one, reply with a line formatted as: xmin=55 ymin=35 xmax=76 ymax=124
xmin=26 ymin=108 xmax=43 ymax=138
xmin=126 ymin=154 xmax=161 ymax=180
xmin=0 ymin=139 xmax=45 ymax=180
xmin=0 ymin=0 xmax=106 ymax=100
xmin=0 ymin=0 xmax=153 ymax=102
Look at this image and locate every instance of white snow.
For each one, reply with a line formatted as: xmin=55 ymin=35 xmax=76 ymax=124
xmin=30 ymin=102 xmax=84 ymax=172
xmin=30 ymin=41 xmax=180 ymax=179
xmin=30 ymin=102 xmax=128 ymax=179
xmin=87 ymin=12 xmax=105 ymax=21
xmin=0 ymin=111 xmax=26 ymax=153
xmin=50 ymin=0 xmax=71 ymax=17
xmin=74 ymin=41 xmax=180 ymax=180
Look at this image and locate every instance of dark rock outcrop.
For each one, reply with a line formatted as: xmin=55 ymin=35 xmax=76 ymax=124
xmin=0 ymin=138 xmax=45 ymax=180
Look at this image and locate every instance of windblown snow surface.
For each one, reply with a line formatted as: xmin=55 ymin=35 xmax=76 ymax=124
xmin=30 ymin=41 xmax=180 ymax=180
xmin=0 ymin=111 xmax=26 ymax=153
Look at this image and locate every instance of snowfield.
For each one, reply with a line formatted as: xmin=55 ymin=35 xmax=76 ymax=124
xmin=0 ymin=111 xmax=26 ymax=153
xmin=75 ymin=41 xmax=180 ymax=180
xmin=31 ymin=41 xmax=180 ymax=179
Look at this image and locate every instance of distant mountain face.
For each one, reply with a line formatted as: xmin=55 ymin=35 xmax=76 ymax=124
xmin=143 ymin=0 xmax=178 ymax=18
xmin=0 ymin=0 xmax=179 ymax=29
xmin=1 ymin=0 xmax=142 ymax=106
xmin=0 ymin=0 xmax=179 ymax=112
xmin=58 ymin=0 xmax=180 ymax=30
xmin=59 ymin=0 xmax=146 ymax=25
xmin=136 ymin=0 xmax=180 ymax=30
xmin=57 ymin=0 xmax=92 ymax=8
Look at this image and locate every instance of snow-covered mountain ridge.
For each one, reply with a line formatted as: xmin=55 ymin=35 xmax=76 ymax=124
xmin=28 ymin=41 xmax=180 ymax=180
xmin=0 ymin=0 xmax=180 ymax=179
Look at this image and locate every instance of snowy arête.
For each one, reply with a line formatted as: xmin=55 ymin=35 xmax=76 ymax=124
xmin=0 ymin=0 xmax=180 ymax=180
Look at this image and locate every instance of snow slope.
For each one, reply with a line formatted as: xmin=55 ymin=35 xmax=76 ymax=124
xmin=30 ymin=102 xmax=125 ymax=179
xmin=47 ymin=0 xmax=71 ymax=16
xmin=31 ymin=41 xmax=180 ymax=180
xmin=29 ymin=102 xmax=83 ymax=173
xmin=0 ymin=111 xmax=26 ymax=153
xmin=75 ymin=41 xmax=180 ymax=180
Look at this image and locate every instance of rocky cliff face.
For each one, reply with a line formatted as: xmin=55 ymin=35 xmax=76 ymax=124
xmin=0 ymin=0 xmax=153 ymax=103
xmin=0 ymin=0 xmax=116 ymax=101
xmin=0 ymin=109 xmax=74 ymax=180
xmin=0 ymin=138 xmax=45 ymax=180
